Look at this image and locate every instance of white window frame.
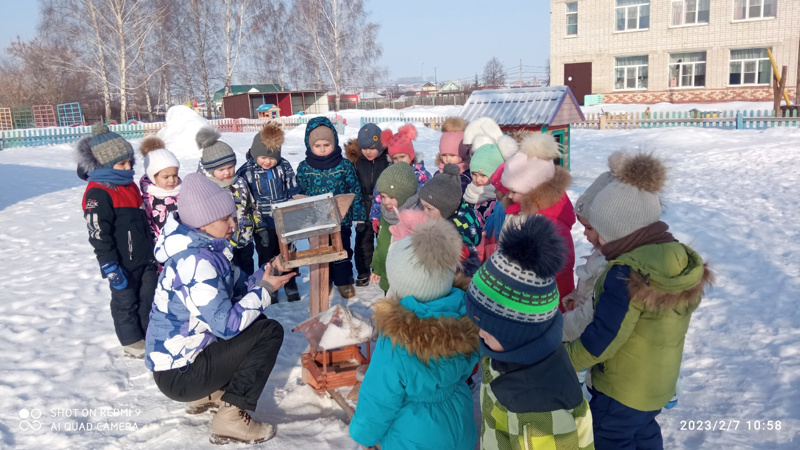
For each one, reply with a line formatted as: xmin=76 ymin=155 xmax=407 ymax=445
xmin=566 ymin=2 xmax=578 ymax=36
xmin=669 ymin=52 xmax=707 ymax=88
xmin=733 ymin=0 xmax=777 ymax=21
xmin=614 ymin=56 xmax=649 ymax=91
xmin=615 ymin=0 xmax=650 ymax=32
xmin=729 ymin=48 xmax=772 ymax=86
xmin=671 ymin=0 xmax=710 ymax=27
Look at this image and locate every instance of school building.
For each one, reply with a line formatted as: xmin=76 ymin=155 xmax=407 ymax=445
xmin=549 ymin=0 xmax=800 ymax=104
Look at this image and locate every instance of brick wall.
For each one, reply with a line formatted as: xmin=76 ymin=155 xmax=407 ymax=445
xmin=603 ymin=86 xmax=798 ymax=103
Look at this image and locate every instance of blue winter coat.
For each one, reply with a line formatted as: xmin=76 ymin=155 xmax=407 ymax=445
xmin=349 ymin=289 xmax=480 ymax=449
xmin=145 ymin=213 xmax=275 ymax=372
xmin=236 ymin=153 xmax=301 ymax=218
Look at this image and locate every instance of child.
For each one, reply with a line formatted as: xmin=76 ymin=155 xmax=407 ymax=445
xmin=237 ymin=123 xmax=302 ymax=302
xmin=296 ymin=116 xmax=366 ymax=299
xmin=139 ymin=136 xmax=181 ymax=243
xmin=562 ymin=170 xmax=616 ymax=342
xmin=368 ymin=124 xmax=431 ymax=234
xmin=369 ymin=162 xmax=421 ymax=293
xmin=465 ymin=215 xmax=594 ymax=450
xmin=349 ymin=218 xmax=480 ymax=449
xmin=345 ymin=123 xmax=391 ymax=287
xmin=196 ymin=126 xmax=265 ymax=277
xmin=566 ymin=152 xmax=713 ymax=449
xmin=501 ymin=133 xmax=576 ymax=308
xmin=436 ymin=117 xmax=471 ymax=193
xmin=462 ymin=116 xmax=503 ymax=155
xmin=76 ymin=122 xmax=156 ymax=359
xmin=145 ymin=173 xmax=295 ymax=445
xmin=419 ymin=164 xmax=482 ymax=280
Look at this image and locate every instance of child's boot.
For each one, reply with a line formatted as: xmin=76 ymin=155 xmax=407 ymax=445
xmin=210 ymin=402 xmax=276 ymax=444
xmin=123 ymin=340 xmax=146 ymax=359
xmin=185 ymin=390 xmax=224 ymax=414
xmin=355 ymin=274 xmax=370 ymax=287
xmin=338 ymin=284 xmax=356 ymax=298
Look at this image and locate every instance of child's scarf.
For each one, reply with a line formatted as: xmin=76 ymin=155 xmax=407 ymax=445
xmin=380 ymin=194 xmax=421 ymax=226
xmin=305 ymin=147 xmax=343 ymax=170
xmin=464 ymin=183 xmax=496 ymax=205
xmin=87 ymin=168 xmax=134 ymax=185
xmin=141 ymin=175 xmax=182 ymax=199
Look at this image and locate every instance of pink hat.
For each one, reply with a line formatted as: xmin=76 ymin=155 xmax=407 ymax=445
xmin=438 ymin=117 xmax=469 ymax=159
xmin=490 ymin=163 xmax=509 ymax=196
xmin=381 ymin=124 xmax=417 ymax=160
xmin=500 ymin=133 xmax=561 ymax=194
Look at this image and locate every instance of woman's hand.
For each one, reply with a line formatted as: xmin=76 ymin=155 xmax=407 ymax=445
xmin=262 ymin=258 xmax=297 ymax=290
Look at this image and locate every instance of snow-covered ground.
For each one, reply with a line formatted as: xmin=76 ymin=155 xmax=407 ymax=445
xmin=1 ymin=108 xmax=798 ymax=449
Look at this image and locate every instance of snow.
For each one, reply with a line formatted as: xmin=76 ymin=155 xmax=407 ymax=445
xmin=157 ymin=105 xmax=211 ymax=158
xmin=1 ymin=106 xmax=799 ymax=449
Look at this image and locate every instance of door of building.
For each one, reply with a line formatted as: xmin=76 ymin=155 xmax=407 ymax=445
xmin=564 ymin=62 xmax=592 ymax=106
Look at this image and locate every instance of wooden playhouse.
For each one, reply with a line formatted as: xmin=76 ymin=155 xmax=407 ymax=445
xmin=460 ymin=86 xmax=585 ymax=169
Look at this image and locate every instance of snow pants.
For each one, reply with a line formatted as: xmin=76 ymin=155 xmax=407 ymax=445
xmin=588 ymin=387 xmax=663 ymax=450
xmin=153 ymin=317 xmax=284 ymax=412
xmin=353 ymin=221 xmax=374 ymax=279
xmin=231 ymin=241 xmax=255 ymax=277
xmin=330 ymin=226 xmax=354 ymax=287
xmin=255 ymin=225 xmax=299 ymax=301
xmin=110 ymin=263 xmax=157 ymax=346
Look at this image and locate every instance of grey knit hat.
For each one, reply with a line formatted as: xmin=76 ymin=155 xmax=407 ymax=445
xmin=386 ymin=218 xmax=463 ymax=303
xmin=197 ymin=126 xmax=236 ymax=172
xmin=375 ymin=162 xmax=418 ymax=206
xmin=357 ymin=123 xmax=385 ymax=152
xmin=178 ymin=173 xmax=236 ymax=229
xmin=588 ymin=151 xmax=666 ymax=242
xmin=419 ymin=163 xmax=463 ymax=218
xmin=89 ymin=122 xmax=134 ymax=168
xmin=574 ymin=171 xmax=615 ymax=220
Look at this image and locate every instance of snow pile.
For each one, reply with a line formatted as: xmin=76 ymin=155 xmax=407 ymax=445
xmin=157 ymin=105 xmax=211 ymax=158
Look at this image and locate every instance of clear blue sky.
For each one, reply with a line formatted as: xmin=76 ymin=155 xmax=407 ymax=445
xmin=0 ymin=0 xmax=550 ymax=85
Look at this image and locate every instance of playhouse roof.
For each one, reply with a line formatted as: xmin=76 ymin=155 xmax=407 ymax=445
xmin=294 ymin=304 xmax=373 ymax=352
xmin=460 ymin=86 xmax=585 ymax=127
xmin=256 ymin=104 xmax=278 ymax=111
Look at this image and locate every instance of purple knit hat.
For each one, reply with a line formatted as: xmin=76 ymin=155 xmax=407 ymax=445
xmin=178 ymin=173 xmax=236 ymax=228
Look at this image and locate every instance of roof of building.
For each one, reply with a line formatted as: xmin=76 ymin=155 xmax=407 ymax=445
xmin=460 ymin=86 xmax=585 ymax=127
xmin=256 ymin=104 xmax=278 ymax=111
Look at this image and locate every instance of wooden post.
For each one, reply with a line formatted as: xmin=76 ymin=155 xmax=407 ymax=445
xmin=308 ymin=235 xmax=331 ymax=318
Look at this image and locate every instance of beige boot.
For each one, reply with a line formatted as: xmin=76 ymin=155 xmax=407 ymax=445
xmin=209 ymin=402 xmax=276 ymax=445
xmin=185 ymin=390 xmax=224 ymax=415
xmin=123 ymin=340 xmax=145 ymax=359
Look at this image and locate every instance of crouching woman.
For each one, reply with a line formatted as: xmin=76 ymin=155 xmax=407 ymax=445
xmin=145 ymin=173 xmax=296 ymax=445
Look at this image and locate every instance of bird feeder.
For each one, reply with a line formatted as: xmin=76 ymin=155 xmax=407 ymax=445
xmin=293 ymin=304 xmax=373 ymax=393
xmin=272 ymin=192 xmax=355 ymax=317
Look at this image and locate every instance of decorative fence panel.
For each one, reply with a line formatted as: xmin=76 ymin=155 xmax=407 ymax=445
xmin=572 ymin=109 xmax=800 ymax=130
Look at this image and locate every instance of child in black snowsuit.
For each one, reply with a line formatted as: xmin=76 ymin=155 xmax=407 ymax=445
xmin=344 ymin=123 xmax=391 ymax=287
xmin=76 ymin=123 xmax=157 ymax=359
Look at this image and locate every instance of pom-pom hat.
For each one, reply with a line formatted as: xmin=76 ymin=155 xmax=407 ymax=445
xmin=439 ymin=117 xmax=469 ymax=159
xmin=463 ymin=117 xmax=502 ymax=146
xmin=197 ymin=127 xmax=235 ymax=172
xmin=89 ymin=122 xmax=134 ymax=168
xmin=250 ymin=123 xmax=284 ymax=161
xmin=381 ymin=124 xmax=418 ymax=160
xmin=418 ymin=163 xmax=463 ymax=218
xmin=466 ymin=215 xmax=566 ymax=363
xmin=140 ymin=136 xmax=180 ymax=181
xmin=501 ymin=133 xmax=561 ymax=194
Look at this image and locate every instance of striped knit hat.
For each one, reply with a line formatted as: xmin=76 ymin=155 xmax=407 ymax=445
xmin=197 ymin=126 xmax=236 ymax=172
xmin=466 ymin=215 xmax=565 ymax=363
xmin=89 ymin=122 xmax=134 ymax=168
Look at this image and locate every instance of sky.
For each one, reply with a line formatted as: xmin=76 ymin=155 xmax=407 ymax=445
xmin=0 ymin=0 xmax=550 ymax=87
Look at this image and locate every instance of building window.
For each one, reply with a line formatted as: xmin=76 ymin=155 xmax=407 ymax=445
xmin=566 ymin=2 xmax=578 ymax=36
xmin=615 ymin=56 xmax=649 ymax=90
xmin=616 ymin=0 xmax=650 ymax=31
xmin=671 ymin=0 xmax=710 ymax=26
xmin=729 ymin=48 xmax=772 ymax=85
xmin=669 ymin=52 xmax=706 ymax=88
xmin=733 ymin=0 xmax=777 ymax=20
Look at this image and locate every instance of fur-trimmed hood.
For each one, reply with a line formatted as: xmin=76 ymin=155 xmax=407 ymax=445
xmin=372 ymin=292 xmax=480 ymax=363
xmin=517 ymin=165 xmax=571 ymax=213
xmin=621 ymin=243 xmax=715 ymax=313
xmin=75 ymin=135 xmax=135 ymax=186
xmin=345 ymin=137 xmax=388 ymax=165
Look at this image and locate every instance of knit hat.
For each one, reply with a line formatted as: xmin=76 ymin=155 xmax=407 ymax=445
xmin=375 ymin=162 xmax=418 ymax=205
xmin=197 ymin=127 xmax=235 ymax=172
xmin=439 ymin=117 xmax=469 ymax=160
xmin=490 ymin=163 xmax=509 ymax=196
xmin=496 ymin=135 xmax=519 ymax=160
xmin=463 ymin=117 xmax=502 ymax=145
xmin=89 ymin=122 xmax=133 ymax=168
xmin=385 ymin=218 xmax=463 ymax=302
xmin=574 ymin=171 xmax=615 ymax=220
xmin=501 ymin=133 xmax=561 ymax=193
xmin=589 ymin=151 xmax=666 ymax=242
xmin=381 ymin=124 xmax=417 ymax=160
xmin=419 ymin=163 xmax=463 ymax=218
xmin=466 ymin=215 xmax=565 ymax=363
xmin=357 ymin=123 xmax=385 ymax=152
xmin=470 ymin=135 xmax=495 ymax=155
xmin=250 ymin=123 xmax=284 ymax=161
xmin=308 ymin=124 xmax=336 ymax=147
xmin=470 ymin=143 xmax=504 ymax=176
xmin=141 ymin=136 xmax=180 ymax=182
xmin=178 ymin=172 xmax=236 ymax=229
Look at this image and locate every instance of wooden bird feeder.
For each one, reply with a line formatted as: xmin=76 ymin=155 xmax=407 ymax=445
xmin=292 ymin=304 xmax=373 ymax=393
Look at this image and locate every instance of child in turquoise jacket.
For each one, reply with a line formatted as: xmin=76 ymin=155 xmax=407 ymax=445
xmin=349 ymin=218 xmax=480 ymax=449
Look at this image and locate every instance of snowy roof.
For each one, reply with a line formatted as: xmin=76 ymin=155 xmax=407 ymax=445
xmin=460 ymin=86 xmax=585 ymax=127
xmin=293 ymin=304 xmax=373 ymax=351
xmin=256 ymin=104 xmax=278 ymax=111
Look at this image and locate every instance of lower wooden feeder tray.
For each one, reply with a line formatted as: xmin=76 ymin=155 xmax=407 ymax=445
xmin=301 ymin=344 xmax=370 ymax=392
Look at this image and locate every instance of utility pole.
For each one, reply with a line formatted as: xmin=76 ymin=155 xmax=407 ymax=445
xmin=434 ymin=67 xmax=438 ymax=86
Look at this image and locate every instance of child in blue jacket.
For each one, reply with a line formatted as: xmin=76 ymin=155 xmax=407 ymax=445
xmin=237 ymin=123 xmax=302 ymax=302
xmin=295 ymin=116 xmax=365 ymax=298
xmin=349 ymin=218 xmax=480 ymax=449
